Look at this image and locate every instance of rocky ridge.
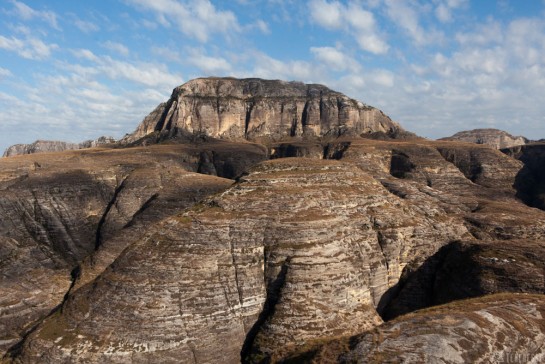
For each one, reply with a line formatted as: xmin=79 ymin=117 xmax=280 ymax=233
xmin=1 ymin=78 xmax=545 ymax=363
xmin=440 ymin=128 xmax=527 ymax=149
xmin=2 ymin=136 xmax=115 ymax=158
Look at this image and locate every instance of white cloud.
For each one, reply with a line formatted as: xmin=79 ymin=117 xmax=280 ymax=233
xmin=0 ymin=67 xmax=12 ymax=79
xmin=185 ymin=49 xmax=232 ymax=74
xmin=373 ymin=16 xmax=545 ymax=138
xmin=73 ymin=48 xmax=99 ymax=62
xmin=0 ymin=34 xmax=58 ymax=60
xmin=310 ymin=46 xmax=360 ymax=72
xmin=384 ymin=0 xmax=429 ymax=45
xmin=102 ymin=41 xmax=130 ymax=57
xmin=253 ymin=19 xmax=270 ymax=34
xmin=434 ymin=0 xmax=468 ymax=23
xmin=455 ymin=19 xmax=503 ymax=45
xmin=101 ymin=57 xmax=181 ymax=88
xmin=74 ymin=18 xmax=100 ymax=33
xmin=369 ymin=69 xmax=395 ymax=87
xmin=124 ymin=0 xmax=240 ymax=42
xmin=151 ymin=46 xmax=181 ymax=62
xmin=10 ymin=0 xmax=60 ymax=30
xmin=237 ymin=51 xmax=318 ymax=81
xmin=71 ymin=49 xmax=181 ymax=88
xmin=0 ymin=53 xmax=180 ymax=151
xmin=308 ymin=0 xmax=342 ymax=29
xmin=308 ymin=0 xmax=388 ymax=54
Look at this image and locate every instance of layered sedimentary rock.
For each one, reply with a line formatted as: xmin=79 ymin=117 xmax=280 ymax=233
xmin=441 ymin=128 xmax=527 ymax=149
xmin=122 ymin=77 xmax=404 ymax=144
xmin=2 ymin=137 xmax=116 ymax=157
xmin=299 ymin=294 xmax=545 ymax=363
xmin=0 ymin=142 xmax=265 ymax=356
xmin=11 ymin=137 xmax=545 ymax=363
xmin=383 ymin=239 xmax=545 ymax=320
xmin=2 ymin=78 xmax=545 ymax=363
xmin=14 ymin=158 xmax=469 ymax=363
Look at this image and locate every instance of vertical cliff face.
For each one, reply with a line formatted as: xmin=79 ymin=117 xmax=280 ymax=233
xmin=122 ymin=78 xmax=404 ymax=144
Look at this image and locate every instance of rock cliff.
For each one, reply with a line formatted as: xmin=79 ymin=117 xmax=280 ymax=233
xmin=121 ymin=77 xmax=406 ymax=144
xmin=440 ymin=128 xmax=527 ymax=149
xmin=1 ymin=78 xmax=545 ymax=363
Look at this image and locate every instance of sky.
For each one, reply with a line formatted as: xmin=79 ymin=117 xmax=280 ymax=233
xmin=1 ymin=0 xmax=545 ymax=152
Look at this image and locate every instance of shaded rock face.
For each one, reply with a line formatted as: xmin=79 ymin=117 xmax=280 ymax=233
xmin=440 ymin=128 xmax=528 ymax=149
xmin=383 ymin=240 xmax=545 ymax=320
xmin=503 ymin=142 xmax=545 ymax=210
xmin=122 ymin=77 xmax=403 ymax=144
xmin=2 ymin=137 xmax=116 ymax=157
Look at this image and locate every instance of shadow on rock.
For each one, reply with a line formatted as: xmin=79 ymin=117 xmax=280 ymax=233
xmin=381 ymin=240 xmax=545 ymax=321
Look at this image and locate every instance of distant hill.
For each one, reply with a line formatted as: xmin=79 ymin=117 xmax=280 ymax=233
xmin=2 ymin=136 xmax=115 ymax=157
xmin=440 ymin=128 xmax=528 ymax=149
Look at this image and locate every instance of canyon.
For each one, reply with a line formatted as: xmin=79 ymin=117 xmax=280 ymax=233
xmin=1 ymin=78 xmax=544 ymax=363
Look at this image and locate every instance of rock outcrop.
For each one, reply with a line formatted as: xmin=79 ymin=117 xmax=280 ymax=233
xmin=440 ymin=128 xmax=527 ymax=149
xmin=2 ymin=136 xmax=115 ymax=157
xmin=2 ymin=78 xmax=545 ymax=363
xmin=0 ymin=141 xmax=266 ymax=355
xmin=121 ymin=77 xmax=406 ymax=144
xmin=296 ymin=294 xmax=545 ymax=363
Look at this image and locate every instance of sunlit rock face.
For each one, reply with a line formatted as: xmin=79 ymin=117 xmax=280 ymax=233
xmin=295 ymin=294 xmax=545 ymax=363
xmin=440 ymin=128 xmax=527 ymax=149
xmin=122 ymin=77 xmax=404 ymax=144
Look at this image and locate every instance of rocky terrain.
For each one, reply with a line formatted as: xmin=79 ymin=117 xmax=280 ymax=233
xmin=120 ymin=77 xmax=409 ymax=145
xmin=1 ymin=78 xmax=545 ymax=363
xmin=2 ymin=136 xmax=115 ymax=157
xmin=441 ymin=128 xmax=528 ymax=149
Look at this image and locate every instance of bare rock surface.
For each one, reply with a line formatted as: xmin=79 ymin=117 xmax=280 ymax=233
xmin=2 ymin=137 xmax=116 ymax=158
xmin=0 ymin=142 xmax=263 ymax=356
xmin=298 ymin=294 xmax=545 ymax=363
xmin=383 ymin=239 xmax=545 ymax=320
xmin=440 ymin=128 xmax=527 ymax=149
xmin=13 ymin=158 xmax=468 ymax=363
xmin=2 ymin=78 xmax=545 ymax=363
xmin=122 ymin=77 xmax=405 ymax=144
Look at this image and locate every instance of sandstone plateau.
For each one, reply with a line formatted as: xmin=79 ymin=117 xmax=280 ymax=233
xmin=1 ymin=78 xmax=545 ymax=363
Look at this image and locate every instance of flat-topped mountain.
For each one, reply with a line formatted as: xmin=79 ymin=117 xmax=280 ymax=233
xmin=122 ymin=77 xmax=409 ymax=144
xmin=440 ymin=128 xmax=528 ymax=149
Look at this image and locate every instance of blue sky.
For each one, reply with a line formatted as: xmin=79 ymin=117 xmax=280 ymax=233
xmin=1 ymin=0 xmax=545 ymax=152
